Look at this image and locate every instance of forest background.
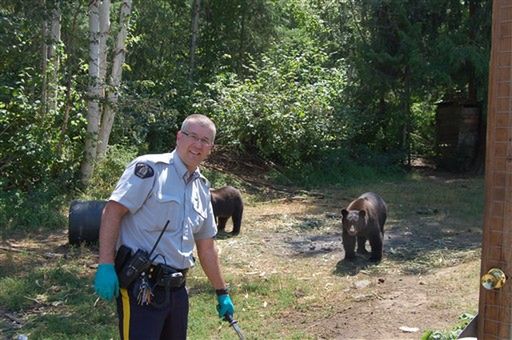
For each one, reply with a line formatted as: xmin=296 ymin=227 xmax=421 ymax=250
xmin=0 ymin=0 xmax=491 ymax=249
xmin=0 ymin=1 xmax=494 ymax=339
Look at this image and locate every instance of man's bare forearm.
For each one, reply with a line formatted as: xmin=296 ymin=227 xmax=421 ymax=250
xmin=98 ymin=200 xmax=128 ymax=264
xmin=196 ymin=238 xmax=227 ymax=290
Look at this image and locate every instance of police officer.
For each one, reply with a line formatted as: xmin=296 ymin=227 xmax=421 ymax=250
xmin=94 ymin=114 xmax=235 ymax=340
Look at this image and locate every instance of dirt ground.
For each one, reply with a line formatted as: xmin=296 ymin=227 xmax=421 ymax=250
xmin=213 ymin=174 xmax=482 ymax=339
xmin=1 ymin=169 xmax=483 ymax=340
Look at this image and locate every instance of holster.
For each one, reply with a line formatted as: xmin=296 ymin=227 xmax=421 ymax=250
xmin=151 ymin=263 xmax=187 ymax=288
xmin=115 ymin=245 xmax=132 ymax=274
xmin=148 ymin=264 xmax=187 ymax=308
xmin=115 ymin=245 xmax=152 ymax=288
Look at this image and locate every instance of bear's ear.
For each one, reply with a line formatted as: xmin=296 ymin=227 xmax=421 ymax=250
xmin=341 ymin=209 xmax=348 ymax=218
xmin=358 ymin=210 xmax=366 ymax=218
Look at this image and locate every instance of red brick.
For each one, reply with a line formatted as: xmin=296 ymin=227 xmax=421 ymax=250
xmin=483 ymin=319 xmax=499 ymax=334
xmin=495 ymin=97 xmax=510 ymax=112
xmin=500 ymin=22 xmax=512 ymax=38
xmin=489 ymin=245 xmax=504 ymax=261
xmin=492 ymin=201 xmax=505 ymax=215
xmin=494 ymin=172 xmax=506 ymax=185
xmin=495 ymin=127 xmax=509 ymax=142
xmin=494 ymin=142 xmax=507 ymax=157
xmin=497 ymin=50 xmax=512 ymax=67
xmin=495 ymin=113 xmax=509 ymax=126
xmin=497 ymin=80 xmax=511 ymax=96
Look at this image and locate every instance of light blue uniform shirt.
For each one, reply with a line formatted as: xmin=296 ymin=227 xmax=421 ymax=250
xmin=110 ymin=150 xmax=217 ymax=269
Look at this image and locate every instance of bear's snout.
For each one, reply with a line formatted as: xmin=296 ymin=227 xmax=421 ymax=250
xmin=347 ymin=225 xmax=357 ymax=236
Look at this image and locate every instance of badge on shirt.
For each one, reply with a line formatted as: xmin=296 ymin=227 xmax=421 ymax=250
xmin=134 ymin=162 xmax=154 ymax=179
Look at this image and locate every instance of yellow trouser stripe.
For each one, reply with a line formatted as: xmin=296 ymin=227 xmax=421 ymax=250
xmin=121 ymin=288 xmax=130 ymax=340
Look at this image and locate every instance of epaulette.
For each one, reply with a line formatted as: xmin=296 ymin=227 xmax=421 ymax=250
xmin=137 ymin=153 xmax=172 ymax=165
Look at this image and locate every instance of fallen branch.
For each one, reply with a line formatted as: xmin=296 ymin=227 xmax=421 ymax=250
xmin=0 ymin=246 xmax=24 ymax=253
xmin=2 ymin=312 xmax=23 ymax=324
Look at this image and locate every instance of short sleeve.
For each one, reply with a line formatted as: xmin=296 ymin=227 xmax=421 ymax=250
xmin=109 ymin=159 xmax=156 ymax=214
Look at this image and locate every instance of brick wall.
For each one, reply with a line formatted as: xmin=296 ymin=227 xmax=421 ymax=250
xmin=478 ymin=1 xmax=512 ymax=339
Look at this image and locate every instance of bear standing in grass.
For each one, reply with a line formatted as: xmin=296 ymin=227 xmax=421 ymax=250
xmin=341 ymin=192 xmax=387 ymax=262
xmin=210 ymin=186 xmax=244 ymax=235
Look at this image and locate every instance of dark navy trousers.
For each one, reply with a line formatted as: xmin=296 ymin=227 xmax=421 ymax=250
xmin=116 ymin=281 xmax=189 ymax=340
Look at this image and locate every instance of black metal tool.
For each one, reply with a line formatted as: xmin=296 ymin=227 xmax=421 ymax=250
xmin=224 ymin=314 xmax=245 ymax=340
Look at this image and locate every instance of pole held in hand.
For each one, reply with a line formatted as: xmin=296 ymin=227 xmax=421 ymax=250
xmin=224 ymin=314 xmax=245 ymax=340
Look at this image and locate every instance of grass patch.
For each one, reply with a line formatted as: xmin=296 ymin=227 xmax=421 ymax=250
xmin=187 ymin=270 xmax=313 ymax=339
xmin=0 ymin=184 xmax=68 ymax=238
xmin=421 ymin=313 xmax=475 ymax=340
xmin=0 ymin=166 xmax=485 ymax=339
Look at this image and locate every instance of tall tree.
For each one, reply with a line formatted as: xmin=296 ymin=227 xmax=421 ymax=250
xmin=81 ymin=0 xmax=101 ymax=184
xmin=47 ymin=1 xmax=61 ymax=114
xmin=81 ymin=0 xmax=133 ymax=184
xmin=189 ymin=0 xmax=201 ymax=82
xmin=97 ymin=0 xmax=133 ymax=159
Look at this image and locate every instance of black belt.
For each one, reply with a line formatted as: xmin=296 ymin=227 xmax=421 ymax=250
xmin=147 ymin=263 xmax=188 ymax=288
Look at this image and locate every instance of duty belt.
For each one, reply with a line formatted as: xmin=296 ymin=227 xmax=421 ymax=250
xmin=147 ymin=264 xmax=188 ymax=288
xmin=135 ymin=264 xmax=188 ymax=307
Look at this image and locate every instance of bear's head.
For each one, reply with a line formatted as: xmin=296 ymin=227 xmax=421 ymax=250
xmin=341 ymin=209 xmax=366 ymax=236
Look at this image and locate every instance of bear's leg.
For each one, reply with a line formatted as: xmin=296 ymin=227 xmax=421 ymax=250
xmin=356 ymin=236 xmax=369 ymax=255
xmin=342 ymin=232 xmax=356 ymax=260
xmin=368 ymin=233 xmax=383 ymax=262
xmin=217 ymin=217 xmax=229 ymax=231
xmin=231 ymin=207 xmax=243 ymax=235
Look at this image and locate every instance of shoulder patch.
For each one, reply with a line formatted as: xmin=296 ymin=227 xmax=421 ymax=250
xmin=134 ymin=162 xmax=154 ymax=179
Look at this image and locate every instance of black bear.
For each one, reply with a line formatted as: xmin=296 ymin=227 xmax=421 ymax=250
xmin=341 ymin=192 xmax=387 ymax=262
xmin=210 ymin=186 xmax=244 ymax=235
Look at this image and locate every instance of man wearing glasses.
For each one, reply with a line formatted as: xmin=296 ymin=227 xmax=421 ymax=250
xmin=94 ymin=114 xmax=235 ymax=340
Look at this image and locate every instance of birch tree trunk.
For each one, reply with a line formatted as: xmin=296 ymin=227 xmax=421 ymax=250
xmin=96 ymin=0 xmax=133 ymax=159
xmin=188 ymin=0 xmax=201 ymax=82
xmin=95 ymin=0 xmax=111 ymax=157
xmin=237 ymin=0 xmax=246 ymax=75
xmin=57 ymin=2 xmax=82 ymax=155
xmin=41 ymin=0 xmax=48 ymax=115
xmin=80 ymin=0 xmax=101 ymax=184
xmin=47 ymin=3 xmax=61 ymax=113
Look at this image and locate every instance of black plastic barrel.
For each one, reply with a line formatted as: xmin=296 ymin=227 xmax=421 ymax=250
xmin=68 ymin=200 xmax=107 ymax=245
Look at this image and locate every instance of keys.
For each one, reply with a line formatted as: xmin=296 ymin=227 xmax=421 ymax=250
xmin=136 ymin=273 xmax=153 ymax=305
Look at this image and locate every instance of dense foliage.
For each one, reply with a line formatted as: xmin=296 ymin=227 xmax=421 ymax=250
xmin=0 ymin=0 xmax=492 ymax=231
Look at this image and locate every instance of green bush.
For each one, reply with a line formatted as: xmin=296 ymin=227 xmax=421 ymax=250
xmin=83 ymin=145 xmax=139 ymax=200
xmin=0 ymin=182 xmax=68 ymax=238
xmin=196 ymin=38 xmax=346 ymax=168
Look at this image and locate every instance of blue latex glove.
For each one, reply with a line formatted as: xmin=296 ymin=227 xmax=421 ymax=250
xmin=94 ymin=263 xmax=119 ymax=301
xmin=216 ymin=294 xmax=235 ymax=318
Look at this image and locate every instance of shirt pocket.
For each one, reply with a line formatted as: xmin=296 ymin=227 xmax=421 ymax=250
xmin=146 ymin=192 xmax=183 ymax=232
xmin=190 ymin=193 xmax=207 ymax=232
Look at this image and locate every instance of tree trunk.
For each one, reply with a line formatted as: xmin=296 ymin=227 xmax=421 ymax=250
xmin=96 ymin=0 xmax=133 ymax=160
xmin=95 ymin=0 xmax=111 ymax=157
xmin=47 ymin=3 xmax=61 ymax=113
xmin=57 ymin=2 xmax=82 ymax=155
xmin=189 ymin=0 xmax=201 ymax=82
xmin=467 ymin=0 xmax=477 ymax=104
xmin=237 ymin=0 xmax=246 ymax=74
xmin=80 ymin=0 xmax=101 ymax=185
xmin=40 ymin=0 xmax=48 ymax=116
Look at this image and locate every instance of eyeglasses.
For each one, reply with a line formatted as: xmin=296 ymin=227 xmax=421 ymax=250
xmin=181 ymin=130 xmax=213 ymax=147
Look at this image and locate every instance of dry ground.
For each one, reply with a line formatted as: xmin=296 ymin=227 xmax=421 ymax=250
xmin=1 ymin=170 xmax=483 ymax=339
xmin=214 ymin=180 xmax=482 ymax=339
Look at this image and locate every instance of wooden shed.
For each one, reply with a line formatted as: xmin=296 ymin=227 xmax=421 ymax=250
xmin=435 ymin=102 xmax=481 ymax=171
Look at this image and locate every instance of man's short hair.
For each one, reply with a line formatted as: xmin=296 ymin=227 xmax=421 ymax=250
xmin=181 ymin=114 xmax=216 ymax=141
